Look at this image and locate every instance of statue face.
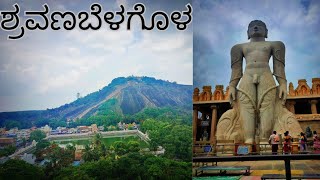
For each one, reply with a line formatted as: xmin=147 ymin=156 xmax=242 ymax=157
xmin=247 ymin=20 xmax=268 ymax=39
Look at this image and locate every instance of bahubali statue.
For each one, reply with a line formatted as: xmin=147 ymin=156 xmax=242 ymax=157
xmin=216 ymin=20 xmax=302 ymax=144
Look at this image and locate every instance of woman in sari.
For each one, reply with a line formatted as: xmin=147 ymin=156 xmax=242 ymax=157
xmin=313 ymin=131 xmax=320 ymax=151
xmin=283 ymin=131 xmax=292 ymax=154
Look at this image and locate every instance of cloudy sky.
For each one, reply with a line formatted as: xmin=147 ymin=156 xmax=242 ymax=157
xmin=194 ymin=0 xmax=320 ymax=90
xmin=0 ymin=0 xmax=192 ymax=112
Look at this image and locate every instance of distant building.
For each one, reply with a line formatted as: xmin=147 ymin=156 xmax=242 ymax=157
xmin=77 ymin=126 xmax=90 ymax=133
xmin=5 ymin=133 xmax=17 ymax=138
xmin=91 ymin=124 xmax=98 ymax=133
xmin=20 ymin=153 xmax=36 ymax=165
xmin=50 ymin=130 xmax=60 ymax=135
xmin=74 ymin=150 xmax=83 ymax=161
xmin=39 ymin=125 xmax=52 ymax=135
xmin=0 ymin=128 xmax=6 ymax=136
xmin=30 ymin=126 xmax=37 ymax=131
xmin=0 ymin=138 xmax=16 ymax=147
xmin=98 ymin=126 xmax=104 ymax=131
xmin=6 ymin=128 xmax=18 ymax=135
xmin=117 ymin=122 xmax=124 ymax=130
xmin=61 ymin=128 xmax=68 ymax=134
xmin=16 ymin=129 xmax=31 ymax=140
xmin=68 ymin=128 xmax=76 ymax=134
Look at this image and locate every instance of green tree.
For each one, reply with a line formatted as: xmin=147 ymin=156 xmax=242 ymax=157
xmin=4 ymin=120 xmax=21 ymax=129
xmin=44 ymin=143 xmax=74 ymax=177
xmin=30 ymin=130 xmax=46 ymax=142
xmin=127 ymin=141 xmax=140 ymax=153
xmin=0 ymin=159 xmax=44 ymax=179
xmin=141 ymin=118 xmax=192 ymax=161
xmin=55 ymin=166 xmax=93 ymax=180
xmin=36 ymin=140 xmax=50 ymax=150
xmin=0 ymin=145 xmax=16 ymax=157
xmin=82 ymin=144 xmax=100 ymax=162
xmin=115 ymin=152 xmax=146 ymax=179
xmin=163 ymin=125 xmax=192 ymax=161
xmin=92 ymin=133 xmax=102 ymax=148
xmin=113 ymin=141 xmax=128 ymax=156
xmin=22 ymin=137 xmax=27 ymax=148
xmin=34 ymin=140 xmax=51 ymax=160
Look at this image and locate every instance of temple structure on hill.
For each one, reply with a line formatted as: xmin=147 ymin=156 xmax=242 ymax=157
xmin=193 ymin=78 xmax=320 ymax=148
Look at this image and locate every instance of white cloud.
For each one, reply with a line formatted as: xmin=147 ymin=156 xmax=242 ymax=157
xmin=305 ymin=2 xmax=320 ymax=24
xmin=0 ymin=1 xmax=193 ymax=111
xmin=38 ymin=69 xmax=81 ymax=93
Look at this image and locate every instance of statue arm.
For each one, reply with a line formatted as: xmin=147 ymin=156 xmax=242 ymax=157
xmin=272 ymin=41 xmax=287 ymax=103
xmin=272 ymin=41 xmax=286 ymax=83
xmin=229 ymin=44 xmax=243 ymax=87
xmin=229 ymin=44 xmax=243 ymax=103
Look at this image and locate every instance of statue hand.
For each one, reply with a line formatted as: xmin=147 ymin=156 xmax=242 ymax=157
xmin=279 ymin=84 xmax=287 ymax=105
xmin=229 ymin=86 xmax=236 ymax=106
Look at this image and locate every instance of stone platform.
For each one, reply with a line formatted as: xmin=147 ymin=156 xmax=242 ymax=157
xmin=193 ymin=160 xmax=320 ymax=179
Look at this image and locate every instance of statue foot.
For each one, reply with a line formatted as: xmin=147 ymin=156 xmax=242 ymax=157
xmin=244 ymin=138 xmax=254 ymax=144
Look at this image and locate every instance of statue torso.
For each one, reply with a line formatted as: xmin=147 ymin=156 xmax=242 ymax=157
xmin=240 ymin=41 xmax=275 ymax=76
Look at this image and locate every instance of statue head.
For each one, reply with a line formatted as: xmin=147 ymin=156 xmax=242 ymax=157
xmin=247 ymin=20 xmax=268 ymax=39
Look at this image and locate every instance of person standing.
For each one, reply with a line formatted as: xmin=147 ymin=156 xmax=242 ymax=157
xmin=283 ymin=131 xmax=292 ymax=154
xmin=299 ymin=132 xmax=307 ymax=152
xmin=313 ymin=131 xmax=320 ymax=151
xmin=269 ymin=131 xmax=280 ymax=155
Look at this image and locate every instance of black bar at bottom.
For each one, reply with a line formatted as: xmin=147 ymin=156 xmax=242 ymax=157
xmin=284 ymin=159 xmax=291 ymax=180
xmin=193 ymin=154 xmax=320 ymax=180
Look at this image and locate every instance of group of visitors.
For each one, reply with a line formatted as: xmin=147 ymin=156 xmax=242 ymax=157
xmin=268 ymin=130 xmax=320 ymax=154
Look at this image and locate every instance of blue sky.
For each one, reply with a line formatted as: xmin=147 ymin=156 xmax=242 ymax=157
xmin=0 ymin=0 xmax=192 ymax=112
xmin=193 ymin=0 xmax=320 ymax=90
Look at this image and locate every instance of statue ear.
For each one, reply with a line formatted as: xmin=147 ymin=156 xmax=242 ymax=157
xmin=265 ymin=29 xmax=268 ymax=38
xmin=247 ymin=30 xmax=250 ymax=39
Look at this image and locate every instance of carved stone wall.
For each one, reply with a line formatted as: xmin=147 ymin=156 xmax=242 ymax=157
xmin=212 ymin=85 xmax=225 ymax=100
xmin=296 ymin=79 xmax=311 ymax=96
xmin=199 ymin=86 xmax=212 ymax=101
xmin=195 ymin=78 xmax=320 ymax=102
xmin=225 ymin=86 xmax=230 ymax=100
xmin=288 ymin=82 xmax=295 ymax=96
xmin=312 ymin=78 xmax=320 ymax=95
xmin=193 ymin=88 xmax=200 ymax=102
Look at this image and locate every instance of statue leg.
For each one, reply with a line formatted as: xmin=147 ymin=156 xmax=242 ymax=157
xmin=258 ymin=73 xmax=277 ymax=139
xmin=238 ymin=81 xmax=256 ymax=144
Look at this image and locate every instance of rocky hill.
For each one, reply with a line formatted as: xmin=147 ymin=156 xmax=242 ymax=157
xmin=0 ymin=76 xmax=192 ymax=128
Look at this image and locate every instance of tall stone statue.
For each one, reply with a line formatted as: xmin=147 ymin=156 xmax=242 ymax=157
xmin=216 ymin=20 xmax=302 ymax=144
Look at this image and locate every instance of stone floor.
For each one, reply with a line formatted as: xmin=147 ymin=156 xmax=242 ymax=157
xmin=193 ymin=160 xmax=320 ymax=179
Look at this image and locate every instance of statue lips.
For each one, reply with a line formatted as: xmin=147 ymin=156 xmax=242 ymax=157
xmin=251 ymin=26 xmax=262 ymax=36
xmin=253 ymin=27 xmax=260 ymax=33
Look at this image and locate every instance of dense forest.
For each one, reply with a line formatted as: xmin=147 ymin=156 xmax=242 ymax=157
xmin=0 ymin=107 xmax=192 ymax=179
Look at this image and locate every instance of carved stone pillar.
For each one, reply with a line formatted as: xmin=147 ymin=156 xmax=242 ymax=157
xmin=310 ymin=100 xmax=318 ymax=114
xmin=286 ymin=101 xmax=296 ymax=114
xmin=210 ymin=105 xmax=217 ymax=145
xmin=193 ymin=107 xmax=198 ymax=144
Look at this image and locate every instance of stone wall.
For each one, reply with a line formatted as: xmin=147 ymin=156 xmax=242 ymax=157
xmin=299 ymin=121 xmax=320 ymax=135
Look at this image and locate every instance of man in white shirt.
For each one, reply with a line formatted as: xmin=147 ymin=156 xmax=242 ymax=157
xmin=269 ymin=130 xmax=279 ymax=155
